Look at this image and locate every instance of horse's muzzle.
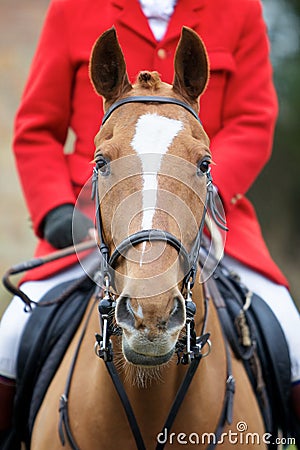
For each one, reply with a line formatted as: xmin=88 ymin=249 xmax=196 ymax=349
xmin=122 ymin=339 xmax=175 ymax=366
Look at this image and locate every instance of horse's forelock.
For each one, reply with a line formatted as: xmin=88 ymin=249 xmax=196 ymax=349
xmin=136 ymin=71 xmax=162 ymax=90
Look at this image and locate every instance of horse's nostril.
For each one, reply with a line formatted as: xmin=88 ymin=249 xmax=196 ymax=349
xmin=168 ymin=296 xmax=185 ymax=331
xmin=115 ymin=295 xmax=135 ymax=328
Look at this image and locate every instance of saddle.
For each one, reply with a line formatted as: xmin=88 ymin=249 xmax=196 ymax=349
xmin=4 ymin=262 xmax=296 ymax=449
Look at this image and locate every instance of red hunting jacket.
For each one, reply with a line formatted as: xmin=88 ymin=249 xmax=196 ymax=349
xmin=13 ymin=0 xmax=288 ymax=286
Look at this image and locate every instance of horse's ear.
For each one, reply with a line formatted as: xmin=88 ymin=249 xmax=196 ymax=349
xmin=89 ymin=27 xmax=132 ymax=103
xmin=173 ymin=27 xmax=209 ymax=102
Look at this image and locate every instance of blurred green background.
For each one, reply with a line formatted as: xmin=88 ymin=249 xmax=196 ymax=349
xmin=0 ymin=0 xmax=299 ymax=317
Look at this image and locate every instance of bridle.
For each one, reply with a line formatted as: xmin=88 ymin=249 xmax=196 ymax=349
xmin=59 ymin=96 xmax=234 ymax=450
xmin=91 ymin=94 xmax=225 ymax=360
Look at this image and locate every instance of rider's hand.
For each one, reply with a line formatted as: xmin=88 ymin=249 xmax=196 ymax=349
xmin=43 ymin=204 xmax=94 ymax=249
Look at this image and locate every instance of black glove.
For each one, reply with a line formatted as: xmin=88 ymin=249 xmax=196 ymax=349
xmin=43 ymin=204 xmax=94 ymax=249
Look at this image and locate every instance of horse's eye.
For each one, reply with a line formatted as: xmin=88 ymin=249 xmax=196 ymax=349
xmin=96 ymin=156 xmax=110 ymax=176
xmin=197 ymin=158 xmax=211 ymax=176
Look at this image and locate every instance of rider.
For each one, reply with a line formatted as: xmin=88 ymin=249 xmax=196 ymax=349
xmin=0 ymin=0 xmax=299 ymax=444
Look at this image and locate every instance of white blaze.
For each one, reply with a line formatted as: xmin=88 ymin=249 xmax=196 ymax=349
xmin=131 ymin=113 xmax=183 ymax=230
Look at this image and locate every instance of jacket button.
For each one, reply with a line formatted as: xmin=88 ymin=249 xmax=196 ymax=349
xmin=157 ymin=48 xmax=167 ymax=59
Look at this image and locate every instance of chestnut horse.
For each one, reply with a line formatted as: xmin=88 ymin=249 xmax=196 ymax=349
xmin=30 ymin=28 xmax=265 ymax=449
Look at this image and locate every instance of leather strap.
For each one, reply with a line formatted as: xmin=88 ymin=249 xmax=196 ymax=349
xmin=101 ymin=96 xmax=201 ymax=126
xmin=58 ymin=296 xmax=98 ymax=449
xmin=104 ymin=361 xmax=146 ymax=450
xmin=207 ymin=342 xmax=235 ymax=450
xmin=155 ymin=351 xmax=204 ymax=450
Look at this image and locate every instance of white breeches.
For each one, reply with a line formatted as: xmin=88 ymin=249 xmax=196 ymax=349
xmin=0 ymin=254 xmax=299 ymax=381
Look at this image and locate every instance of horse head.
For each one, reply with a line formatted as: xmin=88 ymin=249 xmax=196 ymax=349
xmin=89 ymin=27 xmax=210 ymax=372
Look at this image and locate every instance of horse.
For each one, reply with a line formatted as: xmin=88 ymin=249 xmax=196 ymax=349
xmin=30 ymin=27 xmax=265 ymax=449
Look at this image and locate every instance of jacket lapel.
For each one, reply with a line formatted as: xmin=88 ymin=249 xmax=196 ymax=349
xmin=112 ymin=0 xmax=156 ymax=44
xmin=111 ymin=0 xmax=207 ymax=45
xmin=162 ymin=0 xmax=207 ymax=43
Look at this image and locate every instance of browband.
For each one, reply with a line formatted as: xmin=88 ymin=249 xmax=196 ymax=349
xmin=101 ymin=96 xmax=201 ymax=126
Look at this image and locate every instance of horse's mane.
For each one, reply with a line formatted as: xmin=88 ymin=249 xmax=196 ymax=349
xmin=136 ymin=71 xmax=162 ymax=90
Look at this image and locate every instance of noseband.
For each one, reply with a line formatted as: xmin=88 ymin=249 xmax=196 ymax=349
xmin=92 ymin=95 xmax=226 ymax=292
